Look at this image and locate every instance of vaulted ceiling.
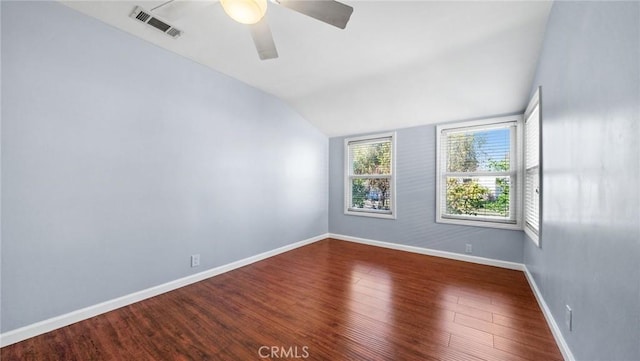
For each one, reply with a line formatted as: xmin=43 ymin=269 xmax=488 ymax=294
xmin=61 ymin=0 xmax=552 ymax=137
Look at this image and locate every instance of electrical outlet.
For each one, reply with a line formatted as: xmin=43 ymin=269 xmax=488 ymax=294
xmin=191 ymin=254 xmax=200 ymax=268
xmin=565 ymin=305 xmax=572 ymax=331
xmin=465 ymin=244 xmax=472 ymax=254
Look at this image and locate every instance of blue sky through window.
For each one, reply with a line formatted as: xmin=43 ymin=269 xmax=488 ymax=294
xmin=474 ymin=128 xmax=510 ymax=171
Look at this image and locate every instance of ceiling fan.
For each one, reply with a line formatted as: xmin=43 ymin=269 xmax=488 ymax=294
xmin=144 ymin=0 xmax=354 ymax=60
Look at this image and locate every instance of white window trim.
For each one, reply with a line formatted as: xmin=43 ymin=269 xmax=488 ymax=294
xmin=344 ymin=132 xmax=397 ymax=219
xmin=524 ymin=87 xmax=542 ymax=246
xmin=435 ymin=115 xmax=524 ymax=230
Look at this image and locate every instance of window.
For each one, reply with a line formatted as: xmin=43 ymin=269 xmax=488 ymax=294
xmin=345 ymin=133 xmax=396 ymax=218
xmin=524 ymin=87 xmax=541 ymax=245
xmin=436 ymin=116 xmax=522 ymax=229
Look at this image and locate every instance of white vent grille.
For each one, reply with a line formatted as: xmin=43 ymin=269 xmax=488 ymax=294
xmin=135 ymin=10 xmax=150 ymax=22
xmin=130 ymin=6 xmax=182 ymax=39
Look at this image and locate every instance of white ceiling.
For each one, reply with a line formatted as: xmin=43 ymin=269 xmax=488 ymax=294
xmin=61 ymin=0 xmax=552 ymax=137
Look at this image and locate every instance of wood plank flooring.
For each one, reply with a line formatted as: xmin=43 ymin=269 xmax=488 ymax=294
xmin=1 ymin=239 xmax=563 ymax=360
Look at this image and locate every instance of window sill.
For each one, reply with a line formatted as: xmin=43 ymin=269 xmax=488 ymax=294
xmin=345 ymin=209 xmax=396 ymax=219
xmin=436 ymin=216 xmax=522 ymax=231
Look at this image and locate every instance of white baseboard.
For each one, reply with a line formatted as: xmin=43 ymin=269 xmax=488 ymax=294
xmin=523 ymin=266 xmax=575 ymax=361
xmin=329 ymin=233 xmax=524 ymax=271
xmin=0 ymin=233 xmax=328 ymax=347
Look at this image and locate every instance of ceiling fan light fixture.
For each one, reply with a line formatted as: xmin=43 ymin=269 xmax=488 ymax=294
xmin=220 ymin=0 xmax=268 ymax=25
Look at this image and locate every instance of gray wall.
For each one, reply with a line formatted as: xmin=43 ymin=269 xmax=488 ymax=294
xmin=523 ymin=2 xmax=640 ymax=360
xmin=1 ymin=1 xmax=327 ymax=332
xmin=328 ymin=124 xmax=525 ymax=263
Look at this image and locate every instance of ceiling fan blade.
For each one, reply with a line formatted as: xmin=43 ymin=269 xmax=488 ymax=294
xmin=151 ymin=0 xmax=217 ymax=21
xmin=250 ymin=18 xmax=279 ymax=60
xmin=274 ymin=0 xmax=353 ymax=29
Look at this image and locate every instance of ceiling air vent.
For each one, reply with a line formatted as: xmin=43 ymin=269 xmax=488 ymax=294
xmin=130 ymin=6 xmax=182 ymax=39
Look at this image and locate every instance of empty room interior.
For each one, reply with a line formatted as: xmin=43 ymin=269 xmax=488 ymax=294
xmin=1 ymin=0 xmax=638 ymax=360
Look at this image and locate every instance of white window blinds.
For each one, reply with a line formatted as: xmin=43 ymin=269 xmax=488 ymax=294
xmin=345 ymin=133 xmax=395 ymax=218
xmin=524 ymin=88 xmax=541 ymax=245
xmin=436 ymin=117 xmax=521 ymax=229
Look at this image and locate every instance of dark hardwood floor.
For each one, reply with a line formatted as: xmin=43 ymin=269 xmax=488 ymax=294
xmin=1 ymin=239 xmax=563 ymax=360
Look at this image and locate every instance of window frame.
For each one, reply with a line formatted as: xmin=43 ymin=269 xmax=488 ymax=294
xmin=344 ymin=132 xmax=397 ymax=219
xmin=524 ymin=87 xmax=542 ymax=246
xmin=435 ymin=115 xmax=524 ymax=230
